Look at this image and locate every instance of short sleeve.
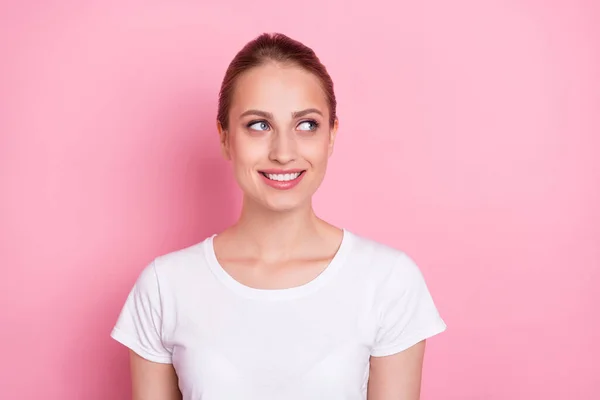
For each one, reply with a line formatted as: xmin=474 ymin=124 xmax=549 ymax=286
xmin=110 ymin=260 xmax=173 ymax=364
xmin=371 ymin=253 xmax=447 ymax=357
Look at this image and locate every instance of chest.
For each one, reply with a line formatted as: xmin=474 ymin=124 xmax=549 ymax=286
xmin=168 ymin=293 xmax=377 ymax=399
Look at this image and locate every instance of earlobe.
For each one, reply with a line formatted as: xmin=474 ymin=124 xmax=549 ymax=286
xmin=221 ymin=143 xmax=231 ymax=160
xmin=216 ymin=120 xmax=231 ymax=160
xmin=328 ymin=118 xmax=339 ymax=157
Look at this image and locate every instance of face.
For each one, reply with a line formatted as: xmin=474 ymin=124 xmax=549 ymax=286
xmin=218 ymin=63 xmax=338 ymax=212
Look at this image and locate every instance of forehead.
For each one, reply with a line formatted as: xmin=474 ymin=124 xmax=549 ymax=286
xmin=230 ymin=63 xmax=329 ymax=116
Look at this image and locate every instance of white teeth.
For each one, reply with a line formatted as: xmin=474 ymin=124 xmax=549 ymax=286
xmin=265 ymin=172 xmax=301 ymax=181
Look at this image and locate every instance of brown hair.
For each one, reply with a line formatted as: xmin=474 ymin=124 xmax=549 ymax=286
xmin=217 ymin=32 xmax=337 ymax=130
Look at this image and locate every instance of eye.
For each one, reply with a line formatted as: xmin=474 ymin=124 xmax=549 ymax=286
xmin=297 ymin=120 xmax=319 ymax=132
xmin=247 ymin=120 xmax=270 ymax=131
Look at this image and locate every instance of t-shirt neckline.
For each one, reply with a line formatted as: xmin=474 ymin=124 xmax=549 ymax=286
xmin=204 ymin=229 xmax=354 ymax=301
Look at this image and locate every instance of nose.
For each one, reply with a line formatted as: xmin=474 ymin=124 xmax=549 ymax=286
xmin=268 ymin=130 xmax=297 ymax=164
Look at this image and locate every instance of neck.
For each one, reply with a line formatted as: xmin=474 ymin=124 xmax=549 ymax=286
xmin=230 ymin=196 xmax=323 ymax=259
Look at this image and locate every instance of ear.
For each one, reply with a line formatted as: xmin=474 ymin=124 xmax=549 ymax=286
xmin=216 ymin=120 xmax=231 ymax=160
xmin=328 ymin=117 xmax=339 ymax=158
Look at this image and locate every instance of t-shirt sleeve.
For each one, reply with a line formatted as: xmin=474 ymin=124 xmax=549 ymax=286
xmin=110 ymin=260 xmax=173 ymax=364
xmin=371 ymin=252 xmax=447 ymax=357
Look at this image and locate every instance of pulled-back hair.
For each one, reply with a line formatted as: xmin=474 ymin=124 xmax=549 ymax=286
xmin=217 ymin=33 xmax=337 ymax=130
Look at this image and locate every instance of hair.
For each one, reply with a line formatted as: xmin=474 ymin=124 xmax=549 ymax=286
xmin=217 ymin=32 xmax=337 ymax=130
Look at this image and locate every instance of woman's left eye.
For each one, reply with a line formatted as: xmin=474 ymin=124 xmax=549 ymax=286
xmin=297 ymin=120 xmax=319 ymax=131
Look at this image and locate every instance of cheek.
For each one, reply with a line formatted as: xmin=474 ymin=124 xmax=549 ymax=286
xmin=230 ymin=134 xmax=262 ymax=166
xmin=302 ymin=137 xmax=330 ymax=165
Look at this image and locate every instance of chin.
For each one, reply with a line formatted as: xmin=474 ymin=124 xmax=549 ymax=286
xmin=262 ymin=196 xmax=308 ymax=213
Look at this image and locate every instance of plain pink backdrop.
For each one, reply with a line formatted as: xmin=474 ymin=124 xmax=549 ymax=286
xmin=1 ymin=1 xmax=599 ymax=399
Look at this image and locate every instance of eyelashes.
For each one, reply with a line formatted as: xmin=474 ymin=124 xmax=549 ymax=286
xmin=246 ymin=119 xmax=320 ymax=132
xmin=297 ymin=120 xmax=320 ymax=131
xmin=247 ymin=120 xmax=270 ymax=131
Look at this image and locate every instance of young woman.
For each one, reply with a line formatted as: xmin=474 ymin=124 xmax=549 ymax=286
xmin=111 ymin=32 xmax=446 ymax=400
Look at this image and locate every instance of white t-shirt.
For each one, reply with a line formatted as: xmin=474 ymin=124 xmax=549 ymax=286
xmin=111 ymin=229 xmax=446 ymax=400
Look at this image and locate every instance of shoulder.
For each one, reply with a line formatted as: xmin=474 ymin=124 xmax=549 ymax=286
xmin=346 ymin=230 xmax=422 ymax=281
xmin=139 ymin=236 xmax=212 ymax=288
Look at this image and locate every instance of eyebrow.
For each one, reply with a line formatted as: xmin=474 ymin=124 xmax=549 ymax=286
xmin=239 ymin=108 xmax=323 ymax=119
xmin=292 ymin=108 xmax=323 ymax=119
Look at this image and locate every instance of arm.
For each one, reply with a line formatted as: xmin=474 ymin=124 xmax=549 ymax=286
xmin=368 ymin=253 xmax=446 ymax=399
xmin=110 ymin=262 xmax=180 ymax=399
xmin=367 ymin=340 xmax=426 ymax=400
xmin=130 ymin=350 xmax=182 ymax=400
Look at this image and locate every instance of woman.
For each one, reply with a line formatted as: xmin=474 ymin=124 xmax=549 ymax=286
xmin=111 ymin=32 xmax=446 ymax=400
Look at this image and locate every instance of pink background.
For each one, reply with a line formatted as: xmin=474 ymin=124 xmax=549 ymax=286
xmin=1 ymin=1 xmax=599 ymax=399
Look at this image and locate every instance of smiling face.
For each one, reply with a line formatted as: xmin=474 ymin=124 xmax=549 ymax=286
xmin=218 ymin=62 xmax=338 ymax=212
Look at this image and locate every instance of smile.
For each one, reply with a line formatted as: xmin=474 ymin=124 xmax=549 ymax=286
xmin=258 ymin=170 xmax=306 ymax=190
xmin=260 ymin=171 xmax=304 ymax=181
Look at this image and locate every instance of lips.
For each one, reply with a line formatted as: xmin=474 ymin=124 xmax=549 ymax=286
xmin=260 ymin=170 xmax=305 ymax=182
xmin=258 ymin=169 xmax=306 ymax=190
